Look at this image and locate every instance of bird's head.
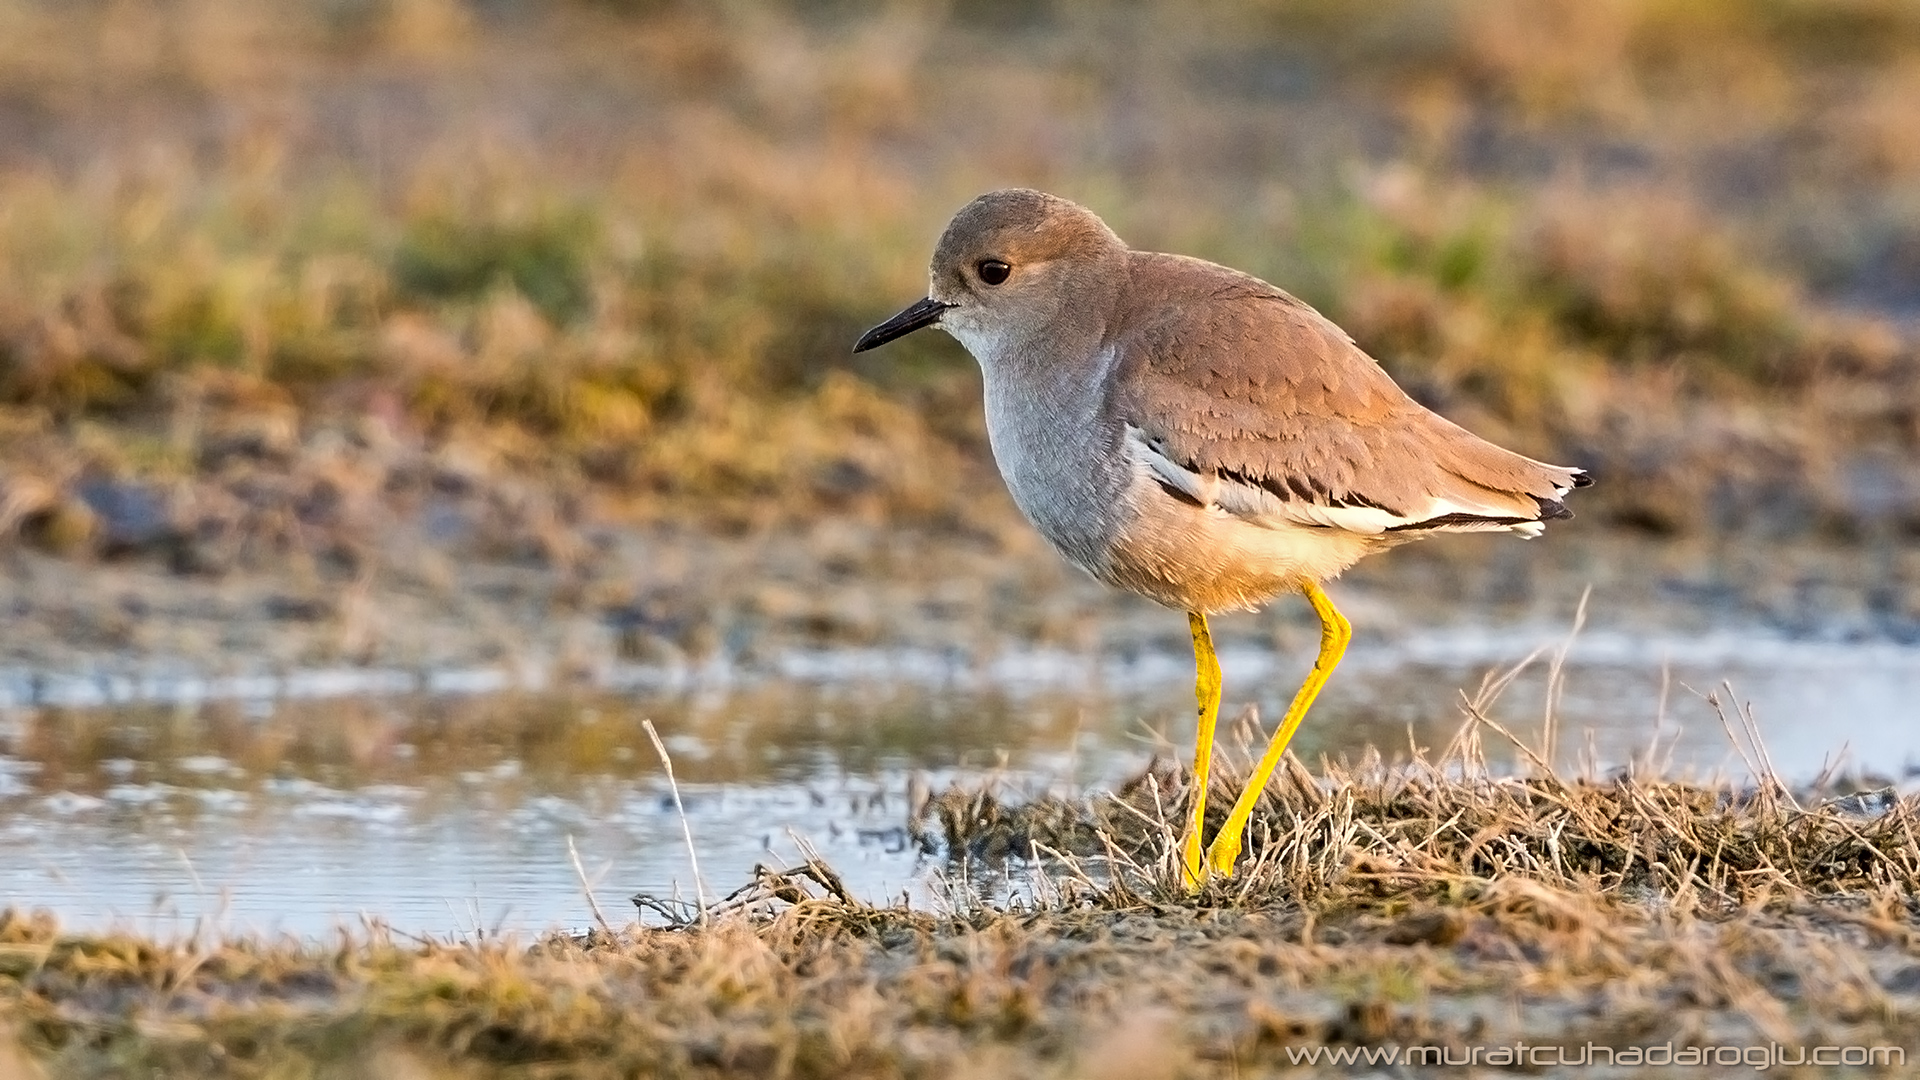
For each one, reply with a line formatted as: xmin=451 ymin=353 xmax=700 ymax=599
xmin=853 ymin=189 xmax=1126 ymax=361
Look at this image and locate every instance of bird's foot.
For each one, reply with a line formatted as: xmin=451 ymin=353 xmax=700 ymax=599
xmin=1181 ymin=829 xmax=1209 ymax=892
xmin=1204 ymin=831 xmax=1243 ymax=879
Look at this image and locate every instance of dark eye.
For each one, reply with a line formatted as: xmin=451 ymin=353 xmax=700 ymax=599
xmin=976 ymin=259 xmax=1011 ymax=285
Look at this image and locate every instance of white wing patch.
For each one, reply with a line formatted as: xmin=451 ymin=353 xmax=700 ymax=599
xmin=1125 ymin=425 xmax=1547 ymax=538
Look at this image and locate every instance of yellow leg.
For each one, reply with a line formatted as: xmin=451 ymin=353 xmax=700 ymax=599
xmin=1204 ymin=580 xmax=1351 ymax=877
xmin=1181 ymin=610 xmax=1223 ymax=889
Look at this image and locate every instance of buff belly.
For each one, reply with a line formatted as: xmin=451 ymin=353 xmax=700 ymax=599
xmin=1093 ymin=491 xmax=1388 ymax=613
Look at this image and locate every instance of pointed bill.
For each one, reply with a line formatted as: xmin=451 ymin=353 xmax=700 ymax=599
xmin=853 ymin=297 xmax=951 ymax=352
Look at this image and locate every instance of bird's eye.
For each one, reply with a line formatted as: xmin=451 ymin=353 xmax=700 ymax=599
xmin=976 ymin=259 xmax=1011 ymax=285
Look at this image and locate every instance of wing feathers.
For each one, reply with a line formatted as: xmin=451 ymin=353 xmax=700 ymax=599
xmin=1111 ymin=252 xmax=1587 ymax=541
xmin=1128 ymin=426 xmax=1567 ymax=538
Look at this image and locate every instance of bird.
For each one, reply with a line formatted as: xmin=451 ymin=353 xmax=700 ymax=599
xmin=853 ymin=189 xmax=1589 ymax=886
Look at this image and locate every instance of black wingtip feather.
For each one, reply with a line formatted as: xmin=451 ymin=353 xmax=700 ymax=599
xmin=1570 ymin=469 xmax=1595 ymax=488
xmin=1534 ymin=495 xmax=1575 ymax=521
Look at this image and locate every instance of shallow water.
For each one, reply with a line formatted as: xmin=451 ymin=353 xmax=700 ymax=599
xmin=5 ymin=598 xmax=1920 ymax=937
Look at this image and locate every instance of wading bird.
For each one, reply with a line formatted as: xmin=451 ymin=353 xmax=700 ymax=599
xmin=855 ymin=190 xmax=1588 ymax=886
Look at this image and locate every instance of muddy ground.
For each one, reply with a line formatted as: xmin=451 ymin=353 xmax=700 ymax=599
xmin=5 ymin=511 xmax=1918 ymax=707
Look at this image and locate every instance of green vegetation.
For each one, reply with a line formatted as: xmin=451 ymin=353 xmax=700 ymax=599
xmin=0 ymin=0 xmax=1915 ymax=575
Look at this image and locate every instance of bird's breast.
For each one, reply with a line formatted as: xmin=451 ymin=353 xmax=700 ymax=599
xmin=979 ymin=368 xmax=1130 ymax=575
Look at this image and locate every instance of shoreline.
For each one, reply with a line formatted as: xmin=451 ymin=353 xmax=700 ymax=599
xmin=8 ymin=619 xmax=1920 ymax=712
xmin=6 ymin=758 xmax=1919 ymax=1077
xmin=3 ymin=524 xmax=1916 ymax=707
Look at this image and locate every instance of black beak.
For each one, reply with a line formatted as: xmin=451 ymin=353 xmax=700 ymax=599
xmin=852 ymin=297 xmax=951 ymax=353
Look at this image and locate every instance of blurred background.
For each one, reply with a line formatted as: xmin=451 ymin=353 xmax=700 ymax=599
xmin=1 ymin=0 xmax=1918 ymax=932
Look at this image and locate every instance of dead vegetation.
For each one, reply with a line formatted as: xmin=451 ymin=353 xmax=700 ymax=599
xmin=900 ymin=711 xmax=1920 ymax=913
xmin=8 ymin=698 xmax=1920 ymax=1077
xmin=1 ymin=0 xmax=1917 ymax=681
xmin=0 ymin=0 xmax=1916 ymax=585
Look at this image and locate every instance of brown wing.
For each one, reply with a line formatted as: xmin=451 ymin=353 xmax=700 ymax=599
xmin=1109 ymin=252 xmax=1586 ymax=533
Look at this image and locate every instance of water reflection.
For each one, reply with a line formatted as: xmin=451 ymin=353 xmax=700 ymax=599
xmin=4 ymin=599 xmax=1920 ymax=936
xmin=0 ymin=686 xmax=1121 ymax=938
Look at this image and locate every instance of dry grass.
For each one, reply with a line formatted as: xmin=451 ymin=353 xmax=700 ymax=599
xmin=906 ymin=709 xmax=1920 ymax=913
xmin=0 ymin=0 xmax=1914 ymax=582
xmin=7 ymin=698 xmax=1920 ymax=1077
